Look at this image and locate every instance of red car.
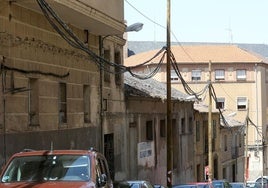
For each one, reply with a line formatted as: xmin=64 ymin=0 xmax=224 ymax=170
xmin=0 ymin=149 xmax=113 ymax=188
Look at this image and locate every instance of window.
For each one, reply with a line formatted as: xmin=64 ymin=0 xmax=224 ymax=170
xmin=224 ymin=135 xmax=227 ymax=151
xmin=59 ymin=83 xmax=67 ymax=124
xmin=171 ymin=70 xmax=179 ymax=82
xmin=181 ymin=118 xmax=185 ymax=134
xmin=104 ymin=49 xmax=110 ymax=83
xmin=146 ymin=121 xmax=153 ymax=141
xmin=237 ymin=69 xmax=246 ymax=80
xmin=83 ymin=85 xmax=90 ymax=123
xmin=213 ymin=120 xmax=217 ymax=139
xmin=160 ymin=119 xmax=166 ymax=137
xmin=196 ymin=121 xmax=200 ymax=142
xmin=192 ymin=70 xmax=201 ymax=81
xmin=239 ymin=134 xmax=242 ymax=147
xmin=114 ymin=51 xmax=121 ymax=86
xmin=188 ymin=117 xmax=193 ymax=133
xmin=28 ymin=78 xmax=39 ymax=126
xmin=216 ymin=97 xmax=225 ymax=109
xmin=103 ymin=98 xmax=108 ymax=112
xmin=237 ymin=97 xmax=247 ymax=110
xmin=223 ymin=168 xmax=226 ymax=179
xmin=215 ymin=69 xmax=225 ymax=80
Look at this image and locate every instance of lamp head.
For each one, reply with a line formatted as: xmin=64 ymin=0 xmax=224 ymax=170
xmin=125 ymin=22 xmax=143 ymax=32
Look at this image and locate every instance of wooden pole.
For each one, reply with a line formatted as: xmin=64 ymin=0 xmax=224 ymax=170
xmin=166 ymin=0 xmax=172 ymax=187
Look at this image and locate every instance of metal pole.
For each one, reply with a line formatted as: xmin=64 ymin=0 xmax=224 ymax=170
xmin=166 ymin=0 xmax=173 ymax=187
xmin=99 ymin=36 xmax=104 ymax=153
xmin=244 ymin=103 xmax=249 ymax=186
xmin=208 ymin=61 xmax=213 ymax=182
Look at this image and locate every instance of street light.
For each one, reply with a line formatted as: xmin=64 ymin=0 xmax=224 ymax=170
xmin=125 ymin=22 xmax=143 ymax=32
xmin=99 ymin=22 xmax=143 ymax=153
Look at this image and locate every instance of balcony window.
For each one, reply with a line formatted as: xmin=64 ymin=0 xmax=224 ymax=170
xmin=216 ymin=97 xmax=225 ymax=109
xmin=215 ymin=69 xmax=225 ymax=80
xmin=237 ymin=97 xmax=247 ymax=110
xmin=237 ymin=69 xmax=246 ymax=80
xmin=171 ymin=70 xmax=179 ymax=82
xmin=192 ymin=70 xmax=201 ymax=81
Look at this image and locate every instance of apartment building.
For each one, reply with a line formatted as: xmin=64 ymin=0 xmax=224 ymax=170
xmin=0 ymin=0 xmax=127 ymax=180
xmin=125 ymin=44 xmax=267 ymax=181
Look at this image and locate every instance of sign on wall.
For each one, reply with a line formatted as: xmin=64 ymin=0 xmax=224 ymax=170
xmin=138 ymin=141 xmax=155 ymax=167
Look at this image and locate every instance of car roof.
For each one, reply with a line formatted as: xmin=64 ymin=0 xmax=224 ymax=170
xmin=10 ymin=149 xmax=98 ymax=157
xmin=212 ymin=180 xmax=229 ymax=183
xmin=173 ymin=184 xmax=198 ymax=188
xmin=124 ymin=180 xmax=149 ymax=183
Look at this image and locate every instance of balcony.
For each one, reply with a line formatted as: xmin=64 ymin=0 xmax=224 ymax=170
xmin=15 ymin=0 xmax=126 ymax=35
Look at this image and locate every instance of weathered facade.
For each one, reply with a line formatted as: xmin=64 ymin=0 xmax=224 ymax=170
xmin=194 ymin=104 xmax=244 ymax=182
xmin=0 ymin=0 xmax=127 ymax=181
xmin=124 ymin=72 xmax=195 ymax=185
xmin=125 ymin=45 xmax=267 ymax=181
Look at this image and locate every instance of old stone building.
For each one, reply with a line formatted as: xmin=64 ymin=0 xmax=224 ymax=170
xmin=0 ymin=0 xmax=127 ymax=180
xmin=194 ymin=104 xmax=244 ymax=182
xmin=124 ymin=72 xmax=195 ymax=185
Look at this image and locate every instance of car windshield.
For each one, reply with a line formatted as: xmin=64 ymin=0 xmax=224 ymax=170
xmin=1 ymin=154 xmax=90 ymax=182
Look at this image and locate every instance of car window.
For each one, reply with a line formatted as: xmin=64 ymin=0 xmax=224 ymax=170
xmin=144 ymin=182 xmax=154 ymax=188
xmin=1 ymin=155 xmax=90 ymax=182
xmin=131 ymin=183 xmax=140 ymax=188
xmin=213 ymin=183 xmax=223 ymax=188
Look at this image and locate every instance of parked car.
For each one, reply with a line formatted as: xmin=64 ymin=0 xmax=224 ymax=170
xmin=255 ymin=176 xmax=268 ymax=188
xmin=230 ymin=182 xmax=244 ymax=188
xmin=154 ymin=184 xmax=167 ymax=188
xmin=191 ymin=182 xmax=214 ymax=188
xmin=212 ymin=180 xmax=232 ymax=188
xmin=0 ymin=148 xmax=113 ymax=188
xmin=173 ymin=184 xmax=198 ymax=188
xmin=246 ymin=181 xmax=262 ymax=188
xmin=115 ymin=180 xmax=154 ymax=188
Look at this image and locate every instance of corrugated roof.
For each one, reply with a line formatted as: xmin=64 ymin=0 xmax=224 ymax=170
xmin=124 ymin=72 xmax=190 ymax=101
xmin=125 ymin=45 xmax=264 ymax=67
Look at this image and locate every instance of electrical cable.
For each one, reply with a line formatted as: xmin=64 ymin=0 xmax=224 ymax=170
xmin=1 ymin=64 xmax=69 ymax=78
xmin=36 ymin=0 xmax=168 ymax=80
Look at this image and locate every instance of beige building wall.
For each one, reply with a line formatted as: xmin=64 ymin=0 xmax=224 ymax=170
xmin=0 ymin=0 xmax=127 ymax=181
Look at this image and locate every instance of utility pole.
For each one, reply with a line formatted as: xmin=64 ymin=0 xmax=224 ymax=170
xmin=166 ymin=0 xmax=173 ymax=187
xmin=244 ymin=102 xmax=249 ymax=185
xmin=208 ymin=61 xmax=213 ymax=182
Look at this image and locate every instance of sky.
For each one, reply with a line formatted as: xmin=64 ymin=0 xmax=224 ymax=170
xmin=124 ymin=0 xmax=268 ymax=44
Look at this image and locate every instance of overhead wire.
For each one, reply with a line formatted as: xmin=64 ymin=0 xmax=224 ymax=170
xmin=124 ymin=0 xmax=196 ymax=63
xmin=37 ymin=0 xmax=255 ymax=134
xmin=36 ymin=0 xmax=168 ymax=80
xmin=169 ymin=51 xmax=209 ymax=99
xmin=128 ymin=51 xmax=166 ymax=80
